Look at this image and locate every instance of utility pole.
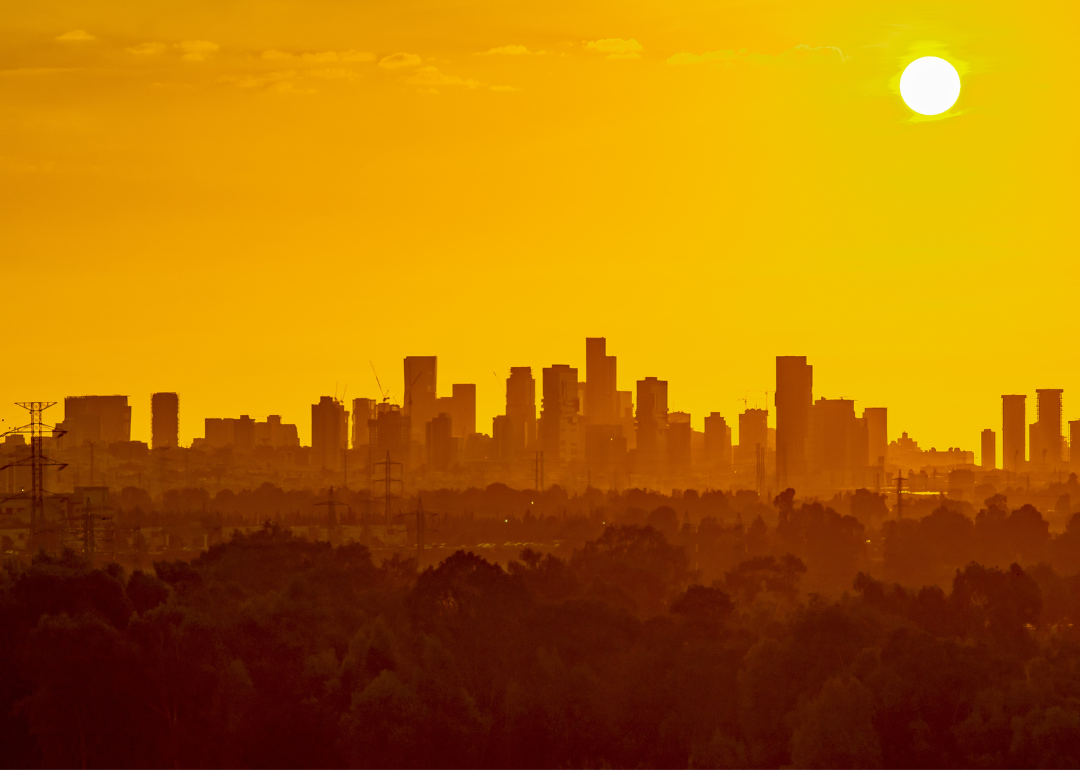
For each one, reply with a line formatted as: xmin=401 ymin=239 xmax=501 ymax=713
xmin=896 ymin=470 xmax=904 ymax=519
xmin=315 ymin=486 xmax=350 ymax=544
xmin=399 ymin=496 xmax=436 ymax=567
xmin=1 ymin=402 xmax=68 ymax=551
xmin=373 ymin=450 xmax=402 ymax=525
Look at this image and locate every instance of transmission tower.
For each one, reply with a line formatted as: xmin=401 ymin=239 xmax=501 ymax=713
xmin=314 ymin=486 xmax=351 ymax=544
xmin=69 ymin=490 xmax=113 ymax=563
xmin=372 ymin=450 xmax=403 ymax=525
xmin=398 ymin=496 xmax=437 ymax=567
xmin=0 ymin=402 xmax=68 ymax=551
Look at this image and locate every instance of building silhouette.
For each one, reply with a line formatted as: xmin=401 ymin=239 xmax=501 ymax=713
xmin=351 ymin=398 xmax=376 ymax=449
xmin=585 ymin=337 xmax=618 ymax=425
xmin=1002 ymin=394 xmax=1027 ymax=473
xmin=704 ymin=412 xmax=732 ymax=471
xmin=668 ymin=411 xmax=691 ymax=479
xmin=426 ymin=412 xmax=454 ymax=471
xmin=403 ymin=356 xmax=437 ymax=443
xmin=982 ymin=428 xmax=996 ymax=470
xmin=450 ymin=383 xmax=476 ymax=438
xmin=636 ymin=377 xmax=668 ymax=480
xmin=255 ymin=415 xmax=299 ymax=448
xmin=151 ymin=392 xmax=179 ymax=450
xmin=541 ymin=365 xmax=580 ymax=467
xmin=737 ymin=408 xmax=768 ymax=473
xmin=775 ymin=356 xmax=812 ymax=486
xmin=369 ymin=405 xmax=409 ymax=469
xmin=504 ymin=367 xmax=537 ymax=458
xmin=58 ymin=396 xmax=132 ymax=447
xmin=809 ymin=398 xmax=860 ymax=482
xmin=863 ymin=407 xmax=887 ymax=469
xmin=311 ymin=396 xmax=348 ymax=471
xmin=1031 ymin=389 xmax=1064 ymax=469
xmin=1071 ymin=420 xmax=1080 ymax=474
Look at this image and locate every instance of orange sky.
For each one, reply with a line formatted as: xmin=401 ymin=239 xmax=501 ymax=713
xmin=2 ymin=0 xmax=1077 ymax=456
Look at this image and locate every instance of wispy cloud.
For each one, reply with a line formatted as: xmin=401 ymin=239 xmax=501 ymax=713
xmin=56 ymin=30 xmax=95 ymax=42
xmin=405 ymin=65 xmax=481 ymax=88
xmin=263 ymin=50 xmax=375 ymax=63
xmin=378 ymin=52 xmax=422 ymax=70
xmin=478 ymin=45 xmax=545 ymax=56
xmin=128 ymin=42 xmax=166 ymax=55
xmin=585 ymin=38 xmax=642 ymax=59
xmin=177 ymin=40 xmax=219 ymax=62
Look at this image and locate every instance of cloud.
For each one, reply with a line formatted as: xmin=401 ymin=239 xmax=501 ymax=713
xmin=306 ymin=68 xmax=360 ymax=80
xmin=668 ymin=44 xmax=847 ymax=67
xmin=489 ymin=84 xmax=522 ymax=92
xmin=379 ymin=52 xmax=422 ymax=70
xmin=177 ymin=40 xmax=219 ymax=62
xmin=585 ymin=38 xmax=642 ymax=59
xmin=405 ymin=65 xmax=481 ymax=88
xmin=478 ymin=45 xmax=543 ymax=56
xmin=55 ymin=30 xmax=95 ymax=42
xmin=263 ymin=49 xmax=375 ymax=63
xmin=128 ymin=42 xmax=166 ymax=55
xmin=221 ymin=70 xmax=297 ymax=89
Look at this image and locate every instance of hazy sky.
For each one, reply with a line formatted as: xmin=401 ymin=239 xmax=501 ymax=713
xmin=2 ymin=0 xmax=1076 ymax=454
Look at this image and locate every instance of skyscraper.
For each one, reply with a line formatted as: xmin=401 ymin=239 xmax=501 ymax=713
xmin=151 ymin=392 xmax=179 ymax=449
xmin=775 ymin=356 xmax=812 ymax=486
xmin=1032 ymin=389 xmax=1064 ymax=468
xmin=58 ymin=396 xmax=132 ymax=447
xmin=809 ymin=398 xmax=857 ymax=479
xmin=585 ymin=337 xmax=617 ymax=425
xmin=450 ymin=383 xmax=476 ymax=438
xmin=311 ymin=396 xmax=348 ymax=471
xmin=351 ymin=398 xmax=376 ymax=448
xmin=704 ymin=412 xmax=732 ymax=470
xmin=1002 ymin=394 xmax=1026 ymax=472
xmin=636 ymin=377 xmax=668 ymax=478
xmin=541 ymin=365 xmax=580 ymax=466
xmin=981 ymin=428 xmax=996 ymax=470
xmin=403 ymin=356 xmax=437 ymax=443
xmin=668 ymin=411 xmax=691 ymax=478
xmin=506 ymin=367 xmax=537 ymax=456
xmin=863 ymin=407 xmax=888 ymax=469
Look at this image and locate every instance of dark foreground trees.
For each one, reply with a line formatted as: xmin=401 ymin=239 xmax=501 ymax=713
xmin=4 ymin=523 xmax=1080 ymax=768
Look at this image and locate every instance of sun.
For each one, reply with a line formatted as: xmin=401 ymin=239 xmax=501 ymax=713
xmin=899 ymin=56 xmax=961 ymax=116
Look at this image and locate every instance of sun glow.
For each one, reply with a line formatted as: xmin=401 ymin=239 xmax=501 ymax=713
xmin=899 ymin=56 xmax=961 ymax=115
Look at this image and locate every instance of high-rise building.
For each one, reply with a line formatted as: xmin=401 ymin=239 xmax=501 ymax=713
xmin=451 ymin=383 xmax=476 ymax=438
xmin=636 ymin=377 xmax=668 ymax=478
xmin=505 ymin=367 xmax=537 ymax=456
xmin=351 ymin=398 xmax=376 ymax=448
xmin=58 ymin=396 xmax=132 ymax=447
xmin=618 ymin=390 xmax=635 ymax=449
xmin=1071 ymin=420 xmax=1080 ymax=473
xmin=426 ymin=412 xmax=454 ymax=471
xmin=809 ymin=398 xmax=858 ymax=478
xmin=204 ymin=415 xmax=256 ymax=449
xmin=704 ymin=412 xmax=732 ymax=470
xmin=585 ymin=337 xmax=617 ymax=425
xmin=151 ymin=392 xmax=179 ymax=449
xmin=775 ymin=356 xmax=813 ymax=485
xmin=738 ymin=408 xmax=769 ymax=455
xmin=255 ymin=415 xmax=300 ymax=448
xmin=369 ymin=406 xmax=410 ymax=468
xmin=863 ymin=407 xmax=887 ymax=469
xmin=311 ymin=396 xmax=348 ymax=471
xmin=403 ymin=356 xmax=437 ymax=443
xmin=541 ymin=365 xmax=580 ymax=466
xmin=981 ymin=429 xmax=996 ymax=470
xmin=1032 ymin=389 xmax=1064 ymax=468
xmin=1002 ymin=394 xmax=1026 ymax=472
xmin=668 ymin=411 xmax=691 ymax=478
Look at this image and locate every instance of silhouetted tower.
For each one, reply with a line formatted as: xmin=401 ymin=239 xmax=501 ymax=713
xmin=151 ymin=392 xmax=179 ymax=450
xmin=311 ymin=396 xmax=348 ymax=471
xmin=635 ymin=377 xmax=668 ymax=480
xmin=506 ymin=367 xmax=537 ymax=456
xmin=351 ymin=398 xmax=376 ymax=449
xmin=1 ymin=402 xmax=68 ymax=549
xmin=775 ymin=356 xmax=812 ymax=486
xmin=56 ymin=395 xmax=131 ymax=447
xmin=863 ymin=407 xmax=887 ymax=468
xmin=704 ymin=413 xmax=732 ymax=470
xmin=541 ymin=365 xmax=580 ymax=467
xmin=450 ymin=383 xmax=476 ymax=438
xmin=1002 ymin=394 xmax=1026 ymax=473
xmin=981 ymin=429 xmax=996 ymax=470
xmin=1032 ymin=389 xmax=1064 ymax=468
xmin=585 ymin=337 xmax=617 ymax=425
xmin=404 ymin=356 xmax=437 ymax=443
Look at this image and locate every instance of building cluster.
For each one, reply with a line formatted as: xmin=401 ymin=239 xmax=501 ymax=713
xmin=2 ymin=339 xmax=1076 ymax=505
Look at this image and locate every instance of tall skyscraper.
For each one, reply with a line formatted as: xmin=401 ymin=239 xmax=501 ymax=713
xmin=981 ymin=428 xmax=996 ymax=470
xmin=351 ymin=398 xmax=376 ymax=448
xmin=809 ymin=398 xmax=857 ymax=478
xmin=426 ymin=412 xmax=454 ymax=471
xmin=311 ymin=396 xmax=348 ymax=471
xmin=541 ymin=365 xmax=580 ymax=466
xmin=636 ymin=377 xmax=668 ymax=478
xmin=403 ymin=356 xmax=437 ymax=443
xmin=704 ymin=412 xmax=732 ymax=470
xmin=506 ymin=367 xmax=537 ymax=456
xmin=739 ymin=409 xmax=769 ymax=453
xmin=668 ymin=411 xmax=691 ymax=478
xmin=1002 ymin=394 xmax=1026 ymax=472
xmin=1032 ymin=389 xmax=1064 ymax=468
xmin=775 ymin=356 xmax=813 ymax=485
xmin=585 ymin=337 xmax=617 ymax=425
xmin=151 ymin=392 xmax=179 ymax=449
xmin=863 ymin=407 xmax=888 ymax=469
xmin=58 ymin=396 xmax=132 ymax=447
xmin=369 ymin=406 xmax=409 ymax=468
xmin=451 ymin=383 xmax=476 ymax=438
xmin=1071 ymin=420 xmax=1080 ymax=473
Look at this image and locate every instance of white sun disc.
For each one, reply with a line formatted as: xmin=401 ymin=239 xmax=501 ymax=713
xmin=899 ymin=56 xmax=961 ymax=115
